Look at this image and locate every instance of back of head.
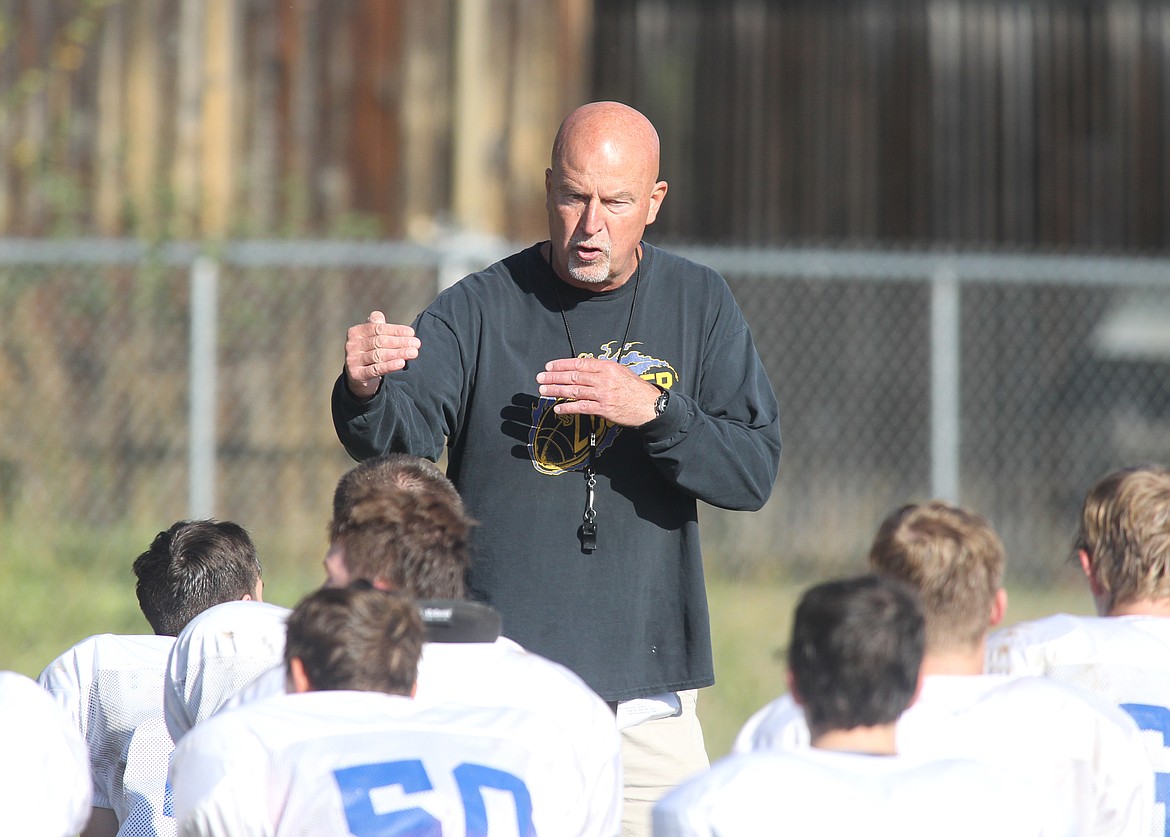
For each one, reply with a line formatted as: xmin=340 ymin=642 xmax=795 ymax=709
xmin=330 ymin=455 xmax=473 ymax=599
xmin=133 ymin=519 xmax=262 ymax=636
xmin=331 ymin=453 xmax=464 ymax=535
xmin=788 ymin=574 xmax=925 ymax=733
xmin=284 ymin=584 xmax=424 ymax=696
xmin=1075 ymin=464 xmax=1170 ymax=610
xmin=867 ymin=501 xmax=1005 ymax=654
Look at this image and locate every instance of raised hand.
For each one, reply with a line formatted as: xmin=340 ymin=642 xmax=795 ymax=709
xmin=343 ymin=311 xmax=421 ymax=399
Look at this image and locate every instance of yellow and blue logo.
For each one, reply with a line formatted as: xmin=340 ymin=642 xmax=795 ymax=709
xmin=528 ymin=341 xmax=676 ymax=475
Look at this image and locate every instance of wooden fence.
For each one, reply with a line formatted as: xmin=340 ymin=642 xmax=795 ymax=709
xmin=1 ymin=0 xmax=1169 ymax=250
xmin=0 ymin=0 xmax=591 ymax=240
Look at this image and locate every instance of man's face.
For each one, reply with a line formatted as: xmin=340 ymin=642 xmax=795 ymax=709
xmin=545 ymin=139 xmax=665 ymax=292
xmin=322 ymin=544 xmax=352 ymax=589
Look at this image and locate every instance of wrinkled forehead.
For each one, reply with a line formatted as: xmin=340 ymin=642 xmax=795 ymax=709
xmin=551 ymin=135 xmax=659 ymax=197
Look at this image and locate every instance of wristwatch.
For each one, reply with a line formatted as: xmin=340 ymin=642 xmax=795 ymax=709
xmin=653 ymin=386 xmax=670 ymax=418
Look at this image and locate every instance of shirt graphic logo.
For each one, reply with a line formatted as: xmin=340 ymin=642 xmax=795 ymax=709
xmin=528 ymin=341 xmax=676 ymax=476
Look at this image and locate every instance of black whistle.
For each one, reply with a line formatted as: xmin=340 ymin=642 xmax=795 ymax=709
xmin=580 ymin=521 xmax=597 ymax=553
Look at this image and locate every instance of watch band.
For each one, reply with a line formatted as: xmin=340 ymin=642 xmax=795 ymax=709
xmin=653 ymin=386 xmax=670 ymax=417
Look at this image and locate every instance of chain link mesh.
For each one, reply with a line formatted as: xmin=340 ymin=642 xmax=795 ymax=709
xmin=3 ymin=242 xmax=1168 ymax=588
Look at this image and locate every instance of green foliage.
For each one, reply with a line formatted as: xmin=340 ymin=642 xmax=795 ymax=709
xmin=0 ymin=521 xmax=153 ymax=675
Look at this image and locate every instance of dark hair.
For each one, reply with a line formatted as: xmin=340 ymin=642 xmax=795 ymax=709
xmin=284 ymin=584 xmax=424 ymax=696
xmin=133 ymin=519 xmax=262 ymax=636
xmin=788 ymin=574 xmax=925 ymax=734
xmin=329 ymin=454 xmax=474 ymax=599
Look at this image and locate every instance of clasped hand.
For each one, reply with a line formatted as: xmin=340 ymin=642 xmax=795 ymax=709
xmin=537 ymin=357 xmax=660 ymax=427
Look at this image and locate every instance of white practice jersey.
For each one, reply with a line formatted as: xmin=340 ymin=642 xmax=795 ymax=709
xmin=0 ymin=670 xmax=93 ymax=837
xmin=164 ymin=600 xmax=290 ymax=744
xmin=118 ymin=715 xmax=176 ymax=837
xmin=734 ymin=673 xmax=1152 ymax=837
xmin=38 ymin=633 xmax=174 ymax=810
xmin=653 ymin=747 xmax=1075 ymax=837
xmin=222 ymin=635 xmax=622 ymax=831
xmin=989 ymin=613 xmax=1170 ymax=837
xmin=170 ymin=689 xmax=621 ymax=836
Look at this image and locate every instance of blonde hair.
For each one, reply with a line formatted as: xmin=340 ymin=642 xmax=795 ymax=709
xmin=1074 ymin=465 xmax=1170 ymax=610
xmin=868 ymin=501 xmax=1005 ymax=653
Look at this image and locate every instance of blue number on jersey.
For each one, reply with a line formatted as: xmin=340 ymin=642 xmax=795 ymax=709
xmin=333 ymin=758 xmax=533 ymax=836
xmin=1121 ymin=703 xmax=1170 ymax=836
xmin=455 ymin=763 xmax=534 ymax=837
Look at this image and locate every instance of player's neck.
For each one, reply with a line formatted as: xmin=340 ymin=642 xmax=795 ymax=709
xmin=920 ymin=647 xmax=986 ymax=677
xmin=1107 ymin=597 xmax=1170 ymax=618
xmin=811 ymin=724 xmax=897 ymax=756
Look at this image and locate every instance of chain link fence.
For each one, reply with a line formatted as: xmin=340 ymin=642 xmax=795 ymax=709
xmin=2 ymin=238 xmax=1169 ymax=588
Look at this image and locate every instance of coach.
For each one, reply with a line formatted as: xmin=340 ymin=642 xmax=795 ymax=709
xmin=331 ymin=100 xmax=781 ymax=834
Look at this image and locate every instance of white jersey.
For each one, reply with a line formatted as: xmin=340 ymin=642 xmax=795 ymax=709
xmin=0 ymin=671 xmax=93 ymax=837
xmin=170 ymin=689 xmax=621 ymax=836
xmin=118 ymin=715 xmax=176 ymax=837
xmin=734 ymin=673 xmax=1152 ymax=837
xmin=222 ymin=634 xmax=622 ymax=831
xmin=37 ymin=633 xmax=174 ymax=810
xmin=989 ymin=613 xmax=1170 ymax=837
xmin=653 ymin=747 xmax=1074 ymax=837
xmin=164 ymin=600 xmax=290 ymax=743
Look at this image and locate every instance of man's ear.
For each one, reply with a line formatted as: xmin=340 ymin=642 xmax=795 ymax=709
xmin=1078 ymin=549 xmax=1095 ymax=582
xmin=1078 ymin=549 xmax=1107 ymax=595
xmin=289 ymin=657 xmax=313 ymax=694
xmin=645 ymin=180 xmax=668 ymax=225
xmin=989 ymin=588 xmax=1008 ymax=627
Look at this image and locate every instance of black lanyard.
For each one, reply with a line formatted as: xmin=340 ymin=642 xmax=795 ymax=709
xmin=551 ymin=247 xmax=642 ymax=553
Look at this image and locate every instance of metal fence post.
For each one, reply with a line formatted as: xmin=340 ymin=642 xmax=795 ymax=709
xmin=930 ymin=265 xmax=961 ymax=503
xmin=435 ymin=229 xmax=512 ymax=293
xmin=189 ymin=255 xmax=218 ymax=518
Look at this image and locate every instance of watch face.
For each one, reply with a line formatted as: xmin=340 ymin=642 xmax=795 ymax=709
xmin=655 ymin=390 xmax=669 ymax=416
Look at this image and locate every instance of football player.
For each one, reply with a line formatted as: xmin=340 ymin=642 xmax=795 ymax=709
xmin=655 ymin=575 xmax=1073 ymax=836
xmin=987 ymin=465 xmax=1170 ymax=836
xmin=737 ymin=501 xmax=1153 ymax=837
xmin=37 ymin=519 xmax=263 ymax=837
xmin=223 ymin=453 xmax=622 ymax=832
xmin=0 ymin=670 xmax=92 ymax=836
xmin=171 ymin=583 xmax=619 ymax=835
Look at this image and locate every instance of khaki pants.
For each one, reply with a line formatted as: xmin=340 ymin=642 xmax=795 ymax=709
xmin=619 ymin=689 xmax=710 ymax=837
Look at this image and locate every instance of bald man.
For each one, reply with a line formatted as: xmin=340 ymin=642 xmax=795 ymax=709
xmin=332 ymin=101 xmax=782 ymax=834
